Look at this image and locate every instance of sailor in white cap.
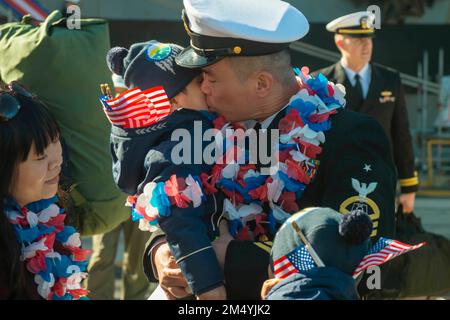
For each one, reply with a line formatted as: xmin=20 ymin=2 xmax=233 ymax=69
xmin=325 ymin=11 xmax=376 ymax=37
xmin=146 ymin=1 xmax=397 ymax=300
xmin=314 ymin=11 xmax=419 ymax=220
xmin=175 ymin=0 xmax=309 ymax=69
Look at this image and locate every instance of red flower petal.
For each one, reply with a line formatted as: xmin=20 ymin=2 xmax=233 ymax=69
xmin=286 ymin=159 xmax=311 ymax=184
xmin=126 ymin=196 xmax=137 ymax=206
xmin=327 ymin=83 xmax=334 ymax=96
xmin=200 ymin=173 xmax=218 ymax=194
xmin=249 ymin=184 xmax=268 ymax=202
xmin=66 ymin=246 xmax=92 ymax=262
xmin=213 ymin=116 xmax=227 ymax=129
xmin=308 ymin=109 xmax=337 ymax=123
xmin=278 ymin=109 xmax=304 ymax=134
xmin=295 ymin=139 xmax=322 ymax=158
xmin=279 ymin=192 xmax=299 ymax=213
xmin=235 ymin=226 xmax=252 ymax=241
xmin=164 ymin=175 xmax=180 ymax=197
xmin=278 ymin=150 xmax=291 ymax=163
xmin=222 ymin=189 xmax=244 ymax=205
xmin=67 ymin=288 xmax=89 ymax=300
xmin=26 ymin=252 xmax=47 ymax=274
xmin=53 ymin=278 xmax=67 ymax=298
xmin=46 ymin=214 xmax=66 ymax=233
xmin=211 ymin=165 xmax=225 ymax=185
xmin=43 ymin=233 xmax=56 ymax=250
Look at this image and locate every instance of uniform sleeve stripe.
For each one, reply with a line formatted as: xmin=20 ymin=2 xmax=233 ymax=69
xmin=399 ymin=177 xmax=419 ymax=187
xmin=254 ymin=242 xmax=271 ymax=253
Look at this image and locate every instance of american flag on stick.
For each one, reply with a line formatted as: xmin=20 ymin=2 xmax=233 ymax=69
xmin=273 ymin=244 xmax=316 ymax=279
xmin=101 ymin=86 xmax=171 ymax=129
xmin=353 ymin=237 xmax=426 ymax=278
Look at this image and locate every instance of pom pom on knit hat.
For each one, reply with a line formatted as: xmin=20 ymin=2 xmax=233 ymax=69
xmin=338 ymin=210 xmax=373 ymax=245
xmin=106 ymin=47 xmax=129 ymax=76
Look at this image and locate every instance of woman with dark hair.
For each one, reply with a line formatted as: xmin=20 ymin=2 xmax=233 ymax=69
xmin=0 ymin=82 xmax=90 ymax=300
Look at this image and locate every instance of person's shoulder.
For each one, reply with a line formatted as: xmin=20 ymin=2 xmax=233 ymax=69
xmin=329 ymin=108 xmax=388 ymax=142
xmin=372 ymin=64 xmax=401 ymax=82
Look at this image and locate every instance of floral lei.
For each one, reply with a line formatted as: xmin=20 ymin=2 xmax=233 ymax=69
xmin=4 ymin=196 xmax=91 ymax=300
xmin=127 ymin=67 xmax=346 ymax=240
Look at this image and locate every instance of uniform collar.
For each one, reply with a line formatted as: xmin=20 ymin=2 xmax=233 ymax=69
xmin=340 ymin=59 xmax=371 ymax=83
xmin=248 ymin=103 xmax=289 ymax=130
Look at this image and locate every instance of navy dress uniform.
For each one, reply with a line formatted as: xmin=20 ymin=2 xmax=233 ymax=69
xmin=142 ymin=0 xmax=397 ymax=300
xmin=313 ymin=12 xmax=419 ymax=194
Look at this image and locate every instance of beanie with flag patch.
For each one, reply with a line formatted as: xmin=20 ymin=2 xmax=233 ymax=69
xmin=106 ymin=40 xmax=200 ymax=99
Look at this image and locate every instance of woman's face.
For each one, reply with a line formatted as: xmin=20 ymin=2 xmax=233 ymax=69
xmin=11 ymin=140 xmax=63 ymax=207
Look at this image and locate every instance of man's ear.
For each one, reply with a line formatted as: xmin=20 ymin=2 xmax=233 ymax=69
xmin=255 ymin=71 xmax=273 ymax=98
xmin=335 ymin=35 xmax=345 ymax=52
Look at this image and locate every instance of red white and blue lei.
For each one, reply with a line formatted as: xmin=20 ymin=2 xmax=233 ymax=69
xmin=4 ymin=196 xmax=91 ymax=300
xmin=127 ymin=67 xmax=346 ymax=240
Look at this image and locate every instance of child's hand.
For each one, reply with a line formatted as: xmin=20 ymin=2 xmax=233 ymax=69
xmin=261 ymin=278 xmax=281 ymax=299
xmin=212 ymin=220 xmax=234 ymax=270
xmin=196 ymin=285 xmax=227 ymax=300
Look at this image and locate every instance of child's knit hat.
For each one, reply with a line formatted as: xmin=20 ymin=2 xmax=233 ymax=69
xmin=106 ymin=40 xmax=200 ymax=99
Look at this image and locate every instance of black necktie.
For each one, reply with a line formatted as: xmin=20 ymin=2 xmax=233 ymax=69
xmin=354 ymin=73 xmax=364 ymax=107
xmin=252 ymin=122 xmax=262 ymax=169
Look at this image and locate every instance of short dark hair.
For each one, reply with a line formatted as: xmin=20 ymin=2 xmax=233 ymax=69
xmin=227 ymin=49 xmax=294 ymax=85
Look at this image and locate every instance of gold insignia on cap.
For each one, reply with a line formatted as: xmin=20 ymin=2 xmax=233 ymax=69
xmin=360 ymin=16 xmax=370 ymax=29
xmin=381 ymin=91 xmax=392 ymax=97
xmin=233 ymin=46 xmax=242 ymax=54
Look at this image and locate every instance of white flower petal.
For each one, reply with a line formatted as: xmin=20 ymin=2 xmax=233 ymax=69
xmin=143 ymin=182 xmax=157 ymax=198
xmin=26 ymin=211 xmax=39 ymax=228
xmin=222 ymin=162 xmax=239 ymax=179
xmin=38 ymin=204 xmax=60 ymax=223
xmin=65 ymin=233 xmax=81 ymax=247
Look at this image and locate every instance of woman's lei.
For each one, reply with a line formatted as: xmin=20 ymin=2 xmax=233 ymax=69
xmin=4 ymin=196 xmax=91 ymax=300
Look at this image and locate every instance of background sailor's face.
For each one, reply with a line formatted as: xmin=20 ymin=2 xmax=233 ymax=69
xmin=201 ymin=58 xmax=256 ymax=122
xmin=338 ymin=36 xmax=373 ymax=65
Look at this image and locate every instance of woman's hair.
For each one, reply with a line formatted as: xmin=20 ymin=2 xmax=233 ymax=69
xmin=0 ymin=83 xmax=60 ymax=299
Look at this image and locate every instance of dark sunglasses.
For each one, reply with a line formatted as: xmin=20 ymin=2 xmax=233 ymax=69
xmin=0 ymin=82 xmax=37 ymax=123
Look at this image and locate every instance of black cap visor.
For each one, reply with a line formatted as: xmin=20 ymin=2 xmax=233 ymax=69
xmin=175 ymin=46 xmax=224 ymax=69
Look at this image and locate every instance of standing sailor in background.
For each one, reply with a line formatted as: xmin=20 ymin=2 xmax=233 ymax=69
xmin=314 ymin=11 xmax=418 ymax=214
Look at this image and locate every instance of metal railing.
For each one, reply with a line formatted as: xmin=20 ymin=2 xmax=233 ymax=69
xmin=290 ymin=41 xmax=450 ymax=192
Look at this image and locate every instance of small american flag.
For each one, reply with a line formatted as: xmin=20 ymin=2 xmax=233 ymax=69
xmin=1 ymin=0 xmax=49 ymax=21
xmin=143 ymin=86 xmax=171 ymax=121
xmin=353 ymin=237 xmax=426 ymax=278
xmin=273 ymin=244 xmax=316 ymax=279
xmin=101 ymin=86 xmax=171 ymax=129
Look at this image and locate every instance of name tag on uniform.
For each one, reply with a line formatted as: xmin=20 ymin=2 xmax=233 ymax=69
xmin=379 ymin=90 xmax=395 ymax=103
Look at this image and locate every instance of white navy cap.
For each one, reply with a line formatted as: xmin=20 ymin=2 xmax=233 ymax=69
xmin=326 ymin=11 xmax=376 ymax=38
xmin=176 ymin=0 xmax=310 ymax=68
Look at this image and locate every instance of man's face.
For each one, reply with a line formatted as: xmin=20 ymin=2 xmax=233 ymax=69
xmin=201 ymin=58 xmax=256 ymax=122
xmin=339 ymin=36 xmax=373 ymax=66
